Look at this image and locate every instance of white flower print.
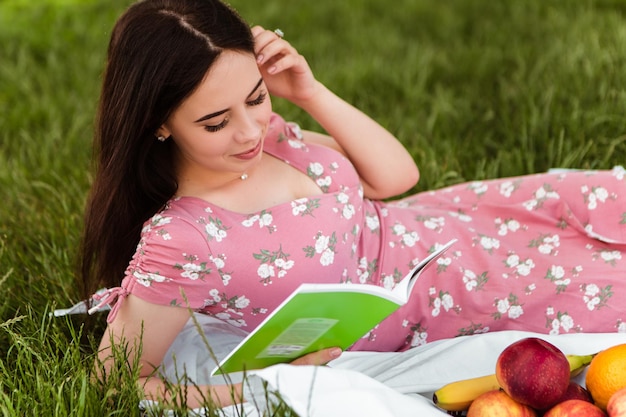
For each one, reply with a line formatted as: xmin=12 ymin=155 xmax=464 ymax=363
xmin=309 ymin=162 xmax=324 ymax=176
xmin=560 ymin=314 xmax=574 ymax=332
xmin=462 ymin=268 xmax=488 ymax=291
xmin=307 ymin=162 xmax=335 ymax=192
xmin=319 ymin=248 xmax=335 ymax=266
xmin=468 ymin=181 xmax=488 ymax=196
xmin=390 ymin=222 xmax=419 ymax=248
xmin=151 ymin=214 xmax=172 ymax=228
xmin=612 ymin=165 xmax=625 ymax=180
xmin=496 ymin=298 xmax=510 ymax=314
xmin=180 ymin=263 xmax=202 ymax=280
xmin=392 ymin=223 xmax=406 ymax=235
xmin=290 ymin=197 xmax=321 ymax=217
xmin=582 ymin=185 xmax=609 ymax=210
xmin=381 ymin=274 xmax=395 ymax=290
xmin=415 ymin=215 xmax=445 ymax=232
xmin=304 ymin=232 xmax=337 ymax=267
xmin=253 ymin=247 xmax=294 ymax=285
xmin=499 ymin=181 xmax=517 ymax=198
xmin=478 ymin=235 xmax=500 ymax=254
xmin=448 ymin=210 xmax=472 ymax=222
xmin=316 ymin=176 xmax=332 ymax=189
xmin=274 ymin=258 xmax=295 ymax=278
xmin=492 ymin=293 xmax=523 ymax=320
xmin=315 ymin=234 xmax=330 ymax=254
xmin=208 ymin=255 xmax=232 ymax=286
xmin=211 ymin=256 xmax=225 ymax=269
xmin=242 ymin=211 xmax=274 ymax=231
xmin=356 ymin=257 xmax=377 ymax=284
xmin=334 ymin=192 xmax=356 ymax=219
xmin=495 ymin=218 xmax=521 ymax=236
xmin=402 ymin=231 xmax=419 ymax=247
xmin=546 ymin=309 xmax=577 ymax=335
xmin=463 ymin=270 xmax=478 ymax=291
xmin=529 ymin=234 xmax=560 ymax=256
xmin=509 ymin=305 xmax=524 ymax=319
xmin=618 ymin=321 xmax=626 ymax=333
xmin=546 ymin=264 xmax=581 ymax=294
xmin=523 ymin=184 xmax=560 ymax=210
xmin=234 ymin=296 xmax=250 ymax=309
xmin=204 ymin=217 xmax=228 ymax=242
xmin=601 ymin=250 xmax=622 ymax=262
xmin=365 ymin=213 xmax=380 ymax=232
xmin=505 ymin=253 xmax=520 ymax=268
xmin=581 ymin=283 xmax=613 ymax=310
xmin=133 ymin=271 xmax=168 ymax=287
xmin=516 ymin=259 xmax=535 ymax=277
xmin=429 ymin=288 xmax=457 ymax=317
xmin=411 ymin=331 xmax=428 ymax=347
xmin=257 ymin=263 xmax=275 ymax=280
xmin=175 ymin=254 xmax=212 ymax=281
xmin=209 ymin=289 xmax=221 ymax=303
xmin=286 ymin=138 xmax=306 ymax=149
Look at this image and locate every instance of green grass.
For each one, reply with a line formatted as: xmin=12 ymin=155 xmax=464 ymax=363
xmin=0 ymin=0 xmax=624 ymax=414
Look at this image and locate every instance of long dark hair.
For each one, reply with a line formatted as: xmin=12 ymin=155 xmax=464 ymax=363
xmin=79 ymin=0 xmax=254 ymax=298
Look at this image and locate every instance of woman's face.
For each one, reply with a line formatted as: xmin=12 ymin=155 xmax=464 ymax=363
xmin=159 ymin=51 xmax=272 ymax=186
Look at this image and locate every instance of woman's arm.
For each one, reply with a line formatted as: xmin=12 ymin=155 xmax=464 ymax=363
xmin=252 ymin=26 xmax=419 ymax=200
xmin=96 ymin=295 xmax=236 ymax=408
xmin=97 ymin=295 xmax=340 ymax=409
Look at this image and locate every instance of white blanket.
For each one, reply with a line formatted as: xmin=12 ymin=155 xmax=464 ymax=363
xmin=142 ymin=330 xmax=626 ymax=416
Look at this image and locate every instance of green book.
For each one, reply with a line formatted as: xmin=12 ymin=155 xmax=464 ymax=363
xmin=211 ymin=239 xmax=457 ymax=376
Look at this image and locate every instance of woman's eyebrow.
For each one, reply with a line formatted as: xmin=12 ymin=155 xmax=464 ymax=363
xmin=194 ymin=78 xmax=264 ymax=123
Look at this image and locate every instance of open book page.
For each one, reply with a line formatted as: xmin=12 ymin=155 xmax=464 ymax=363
xmin=391 ymin=239 xmax=457 ymax=300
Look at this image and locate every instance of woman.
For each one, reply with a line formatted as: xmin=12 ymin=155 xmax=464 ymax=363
xmin=80 ymin=0 xmax=626 ymax=409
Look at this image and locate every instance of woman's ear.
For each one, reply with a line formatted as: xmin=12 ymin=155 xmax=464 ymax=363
xmin=155 ymin=126 xmax=171 ymax=142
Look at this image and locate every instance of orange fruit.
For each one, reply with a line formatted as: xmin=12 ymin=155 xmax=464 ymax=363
xmin=586 ymin=343 xmax=626 ymax=411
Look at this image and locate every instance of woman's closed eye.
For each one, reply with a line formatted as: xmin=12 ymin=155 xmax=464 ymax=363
xmin=204 ymin=118 xmax=229 ymax=132
xmin=247 ymin=91 xmax=267 ymax=106
xmin=203 ymin=92 xmax=267 ymax=132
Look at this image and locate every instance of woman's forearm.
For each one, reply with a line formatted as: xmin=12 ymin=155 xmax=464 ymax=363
xmin=140 ymin=376 xmax=244 ymax=409
xmin=295 ymin=81 xmax=420 ymax=199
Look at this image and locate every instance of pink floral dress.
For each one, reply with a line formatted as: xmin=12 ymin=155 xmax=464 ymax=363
xmin=102 ymin=113 xmax=626 ymax=352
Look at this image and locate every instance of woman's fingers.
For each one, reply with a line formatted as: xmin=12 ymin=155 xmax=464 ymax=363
xmin=290 ymin=347 xmax=342 ymax=366
xmin=252 ymin=25 xmax=295 ymax=67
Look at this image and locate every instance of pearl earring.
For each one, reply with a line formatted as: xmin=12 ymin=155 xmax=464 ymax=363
xmin=157 ymin=135 xmax=166 ymax=142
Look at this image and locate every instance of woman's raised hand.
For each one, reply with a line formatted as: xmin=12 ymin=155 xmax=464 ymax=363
xmin=251 ymin=25 xmax=321 ymax=105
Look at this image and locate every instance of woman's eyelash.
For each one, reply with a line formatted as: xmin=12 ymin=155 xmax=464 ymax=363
xmin=205 ymin=119 xmax=228 ymax=132
xmin=247 ymin=91 xmax=267 ymax=106
xmin=203 ymin=92 xmax=266 ymax=132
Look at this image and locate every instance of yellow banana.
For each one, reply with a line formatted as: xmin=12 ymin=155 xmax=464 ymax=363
xmin=433 ymin=373 xmax=500 ymax=412
xmin=432 ymin=353 xmax=596 ymax=412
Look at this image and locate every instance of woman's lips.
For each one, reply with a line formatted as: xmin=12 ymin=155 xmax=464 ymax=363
xmin=234 ymin=140 xmax=262 ymax=160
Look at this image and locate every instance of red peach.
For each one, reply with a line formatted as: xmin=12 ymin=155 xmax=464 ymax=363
xmin=543 ymin=399 xmax=607 ymax=416
xmin=556 ymin=381 xmax=593 ymax=404
xmin=496 ymin=337 xmax=570 ymax=410
xmin=467 ymin=390 xmax=537 ymax=417
xmin=608 ymin=387 xmax=626 ymax=417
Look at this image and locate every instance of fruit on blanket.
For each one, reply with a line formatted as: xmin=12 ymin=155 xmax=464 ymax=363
xmin=607 ymin=387 xmax=626 ymax=417
xmin=586 ymin=343 xmax=626 ymax=411
xmin=466 ymin=390 xmax=536 ymax=417
xmin=432 ymin=353 xmax=594 ymax=412
xmin=543 ymin=399 xmax=607 ymax=417
xmin=496 ymin=337 xmax=570 ymax=410
xmin=556 ymin=381 xmax=593 ymax=404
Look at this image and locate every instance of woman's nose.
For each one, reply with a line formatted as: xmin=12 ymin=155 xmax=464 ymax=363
xmin=234 ymin=111 xmax=261 ymax=142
